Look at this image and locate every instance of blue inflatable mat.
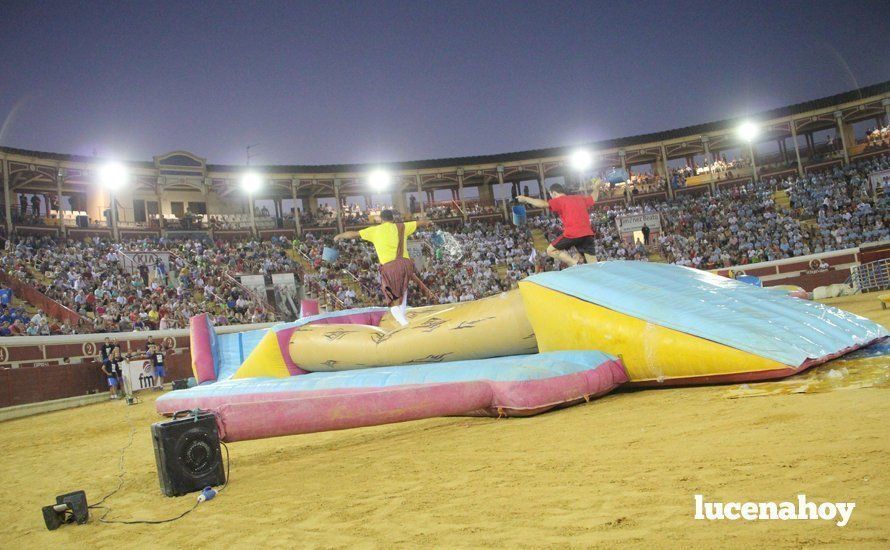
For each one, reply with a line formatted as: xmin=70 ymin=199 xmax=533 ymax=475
xmin=526 ymin=262 xmax=888 ymax=367
xmin=161 ymin=350 xmax=618 ymax=399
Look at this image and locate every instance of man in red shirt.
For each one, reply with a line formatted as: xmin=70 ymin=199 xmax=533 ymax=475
xmin=518 ymin=182 xmax=601 ymax=267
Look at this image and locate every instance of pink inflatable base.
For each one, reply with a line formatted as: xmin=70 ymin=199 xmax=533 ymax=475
xmin=157 ymin=359 xmax=627 ymax=441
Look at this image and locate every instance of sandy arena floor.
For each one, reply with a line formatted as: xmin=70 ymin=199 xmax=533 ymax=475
xmin=1 ymin=294 xmax=888 ymax=548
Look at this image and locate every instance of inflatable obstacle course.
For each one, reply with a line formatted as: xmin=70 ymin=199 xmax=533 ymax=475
xmin=159 ymin=262 xmax=888 ymax=441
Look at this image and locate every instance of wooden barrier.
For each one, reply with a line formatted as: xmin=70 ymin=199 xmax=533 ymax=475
xmin=711 ymin=245 xmax=875 ymax=291
xmin=0 ymin=323 xmax=274 ymax=408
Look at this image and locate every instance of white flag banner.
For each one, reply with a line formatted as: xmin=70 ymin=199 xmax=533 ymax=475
xmin=120 ymin=251 xmax=170 ymax=276
xmin=271 ymin=272 xmax=298 ymax=294
xmin=240 ymin=274 xmax=267 ymax=296
xmin=122 ymin=358 xmax=156 ymax=394
xmin=868 ymin=169 xmax=890 ymax=194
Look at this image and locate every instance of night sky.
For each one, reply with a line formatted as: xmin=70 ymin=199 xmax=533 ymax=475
xmin=1 ymin=0 xmax=887 ymax=166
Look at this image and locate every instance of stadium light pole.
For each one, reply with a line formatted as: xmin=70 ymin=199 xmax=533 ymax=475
xmin=241 ymin=172 xmax=263 ymax=236
xmin=99 ymin=162 xmax=128 ymax=240
xmin=569 ymin=149 xmax=593 ymax=189
xmin=738 ymin=122 xmax=760 ymax=183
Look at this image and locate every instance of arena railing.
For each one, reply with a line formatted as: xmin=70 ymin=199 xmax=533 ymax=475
xmin=849 ymin=258 xmax=889 ymax=293
xmin=222 ymin=272 xmax=280 ymax=318
xmin=0 ymin=270 xmax=92 ymax=332
xmin=161 ymin=247 xmax=281 ymax=319
xmin=295 ymin=249 xmax=348 ymax=310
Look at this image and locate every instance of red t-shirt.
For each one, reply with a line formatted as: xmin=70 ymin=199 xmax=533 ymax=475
xmin=548 ymin=195 xmax=595 ymax=238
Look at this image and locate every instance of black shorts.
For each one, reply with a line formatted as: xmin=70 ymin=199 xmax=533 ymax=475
xmin=551 ymin=235 xmax=597 ymax=255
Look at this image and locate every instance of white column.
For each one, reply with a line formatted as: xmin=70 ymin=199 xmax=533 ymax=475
xmin=2 ymin=156 xmax=11 ymax=235
xmin=790 ymin=122 xmax=804 ymax=178
xmin=536 ymin=162 xmax=546 ymax=198
xmin=156 ymin=177 xmax=165 ymax=233
xmin=748 ymin=142 xmax=758 ymax=184
xmin=333 ymin=179 xmax=344 ymax=233
xmin=617 ymin=150 xmax=629 ymax=204
xmin=56 ymin=165 xmax=66 ymax=236
xmin=247 ymin=187 xmax=257 ymax=237
xmin=496 ymin=165 xmax=505 ymax=208
xmin=701 ymin=137 xmax=714 ymax=187
xmin=291 ymin=177 xmax=301 ymax=235
xmin=835 ymin=111 xmax=850 ymax=165
xmin=456 ymin=168 xmax=466 ymax=216
xmin=415 ymin=173 xmax=424 ymax=213
xmin=201 ymin=177 xmax=211 ymax=237
xmin=109 ymin=189 xmax=120 ymax=240
xmin=661 ymin=144 xmax=673 ymax=198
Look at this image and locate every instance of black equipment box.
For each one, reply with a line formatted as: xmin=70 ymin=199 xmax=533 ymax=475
xmin=151 ymin=411 xmax=225 ymax=497
xmin=42 ymin=490 xmax=89 ymax=530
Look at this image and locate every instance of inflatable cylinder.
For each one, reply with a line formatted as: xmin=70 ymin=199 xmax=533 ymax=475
xmin=289 ymin=290 xmax=537 ymax=371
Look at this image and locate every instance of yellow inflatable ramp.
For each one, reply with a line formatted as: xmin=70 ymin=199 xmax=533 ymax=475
xmin=519 ymin=263 xmax=887 ymax=385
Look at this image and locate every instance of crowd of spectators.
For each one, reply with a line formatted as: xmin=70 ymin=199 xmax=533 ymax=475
xmin=0 ymin=235 xmax=292 ymax=335
xmin=864 ymin=125 xmax=890 ymax=152
xmin=425 ymin=204 xmax=463 ymax=219
xmin=1 ymin=154 xmax=888 ymax=334
xmin=300 ymin=204 xmax=338 ymax=228
xmin=0 ymin=301 xmax=65 ymax=336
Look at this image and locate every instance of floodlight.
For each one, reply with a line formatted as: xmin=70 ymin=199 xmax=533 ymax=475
xmin=368 ymin=170 xmax=391 ymax=192
xmin=241 ymin=172 xmax=263 ymax=194
xmin=737 ymin=121 xmax=759 ymax=142
xmin=99 ymin=162 xmax=128 ymax=191
xmin=569 ymin=150 xmax=593 ymax=172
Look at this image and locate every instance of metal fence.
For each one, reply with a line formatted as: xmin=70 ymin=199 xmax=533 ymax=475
xmin=850 ymin=258 xmax=890 ymax=293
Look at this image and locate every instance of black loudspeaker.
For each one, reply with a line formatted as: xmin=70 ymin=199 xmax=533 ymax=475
xmin=76 ymin=215 xmax=88 ymax=228
xmin=171 ymin=379 xmax=189 ymax=390
xmin=151 ymin=411 xmax=225 ymax=497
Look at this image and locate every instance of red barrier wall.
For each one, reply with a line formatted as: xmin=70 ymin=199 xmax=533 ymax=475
xmin=0 ymin=323 xmax=273 ymax=409
xmin=0 ymin=351 xmax=192 ymax=408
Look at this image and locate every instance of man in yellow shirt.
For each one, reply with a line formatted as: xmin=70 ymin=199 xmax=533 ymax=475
xmin=334 ymin=210 xmax=433 ymax=325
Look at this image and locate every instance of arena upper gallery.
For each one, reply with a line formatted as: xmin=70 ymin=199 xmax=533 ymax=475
xmin=0 ymin=81 xmax=888 ymax=236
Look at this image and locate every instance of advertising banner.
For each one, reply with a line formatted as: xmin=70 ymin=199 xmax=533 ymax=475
xmin=271 ymin=273 xmax=298 ymax=294
xmin=240 ymin=274 xmax=267 ymax=296
xmin=615 ymin=212 xmax=661 ymax=234
xmin=122 ymin=358 xmax=157 ymax=394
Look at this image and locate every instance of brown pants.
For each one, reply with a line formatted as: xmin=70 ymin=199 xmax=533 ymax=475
xmin=380 ymin=257 xmax=415 ymax=304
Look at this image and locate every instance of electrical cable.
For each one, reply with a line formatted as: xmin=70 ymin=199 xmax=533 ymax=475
xmin=88 ymin=408 xmax=230 ymax=525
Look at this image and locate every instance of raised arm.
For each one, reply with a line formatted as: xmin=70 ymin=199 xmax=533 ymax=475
xmin=415 ymin=219 xmax=434 ymax=229
xmin=333 ymin=230 xmax=362 ymax=242
xmin=517 ymin=195 xmax=550 ymax=209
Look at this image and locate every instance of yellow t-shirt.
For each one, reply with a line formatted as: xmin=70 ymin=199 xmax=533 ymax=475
xmin=359 ymin=221 xmax=417 ymax=265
